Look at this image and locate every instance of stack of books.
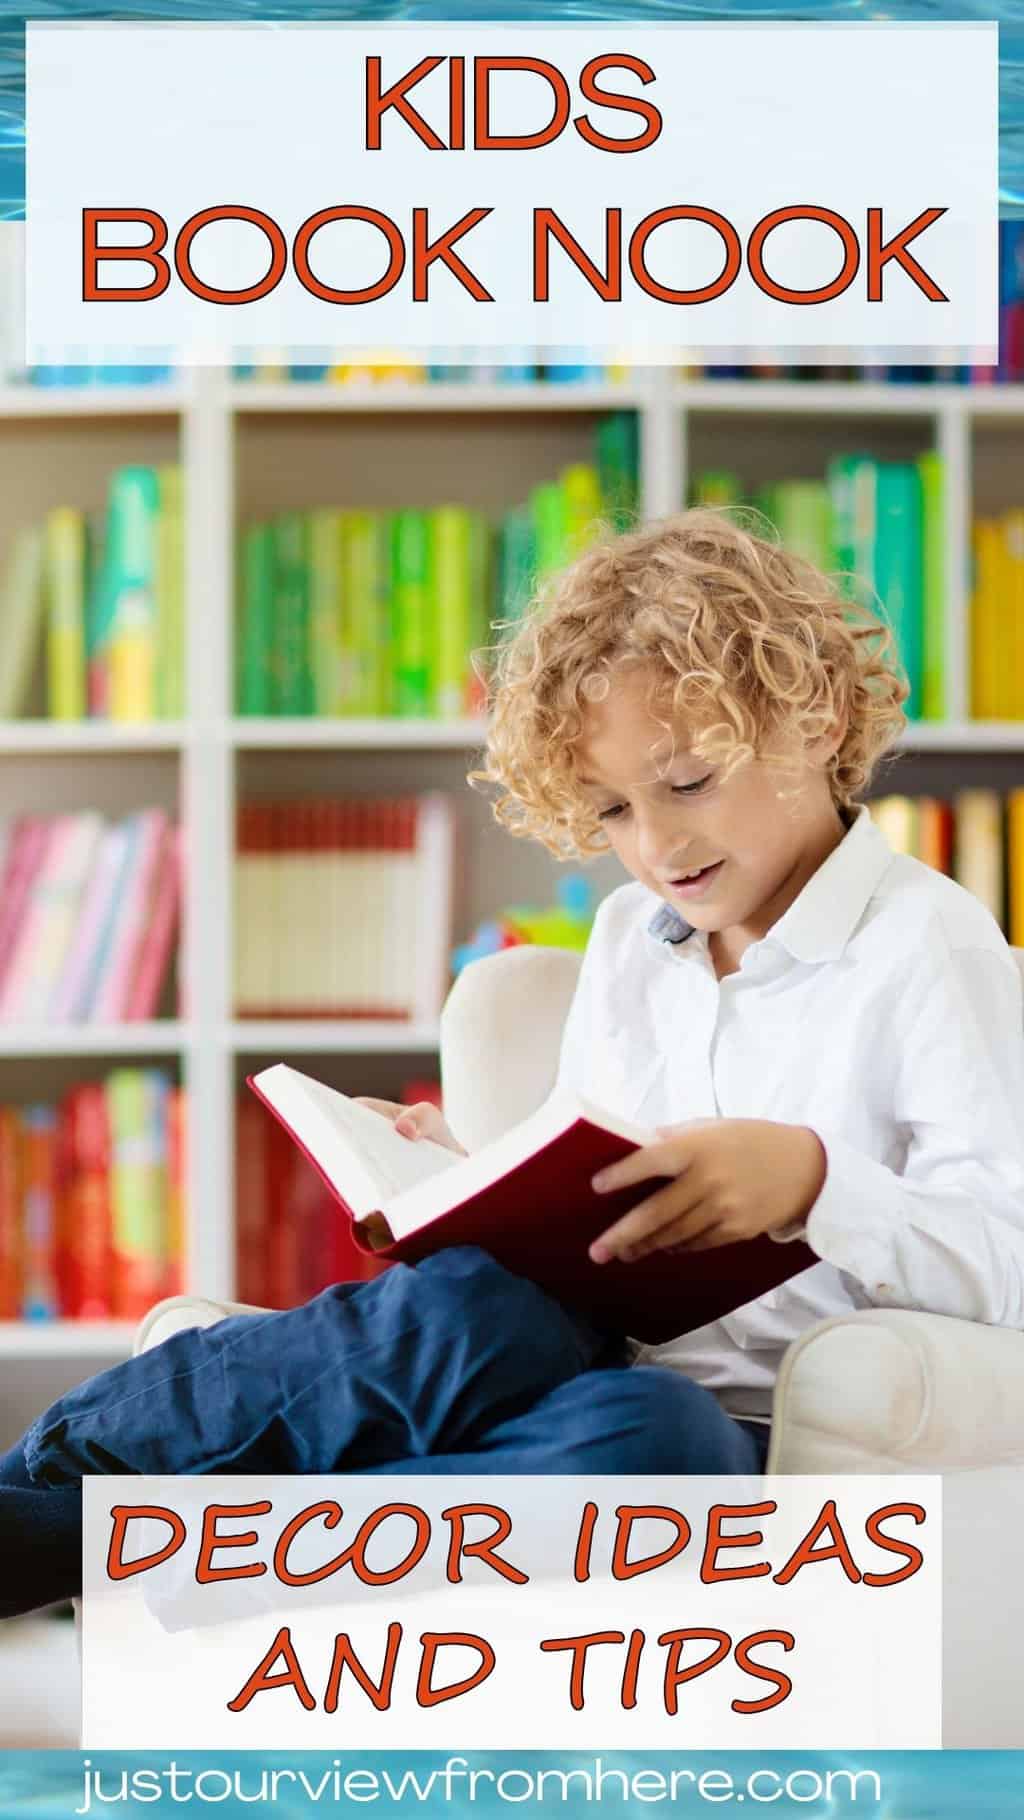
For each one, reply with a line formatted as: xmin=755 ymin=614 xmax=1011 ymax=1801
xmin=233 ymin=794 xmax=456 ymax=1021
xmin=0 ymin=465 xmax=184 ymax=722
xmin=971 ymin=514 xmax=1024 ymax=718
xmin=236 ymin=411 xmax=637 ymax=718
xmin=0 ymin=1068 xmax=186 ymax=1321
xmin=869 ymin=789 xmax=1024 ymax=942
xmin=0 ymin=809 xmax=182 ymax=1024
xmin=680 ymin=224 xmax=1024 ymax=386
xmin=693 ymin=451 xmax=945 ymax=721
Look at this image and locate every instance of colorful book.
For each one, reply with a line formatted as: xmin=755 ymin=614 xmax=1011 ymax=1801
xmin=391 ymin=510 xmax=432 ymax=716
xmin=106 ymin=1068 xmax=169 ymax=1320
xmin=155 ymin=466 xmax=184 ymax=719
xmin=123 ymin=823 xmax=182 ymax=1022
xmin=101 ymin=466 xmax=162 ymax=721
xmin=0 ymin=813 xmax=105 ymax=1022
xmin=20 ymin=1106 xmax=59 ymax=1320
xmin=89 ymin=809 xmax=172 ymax=1022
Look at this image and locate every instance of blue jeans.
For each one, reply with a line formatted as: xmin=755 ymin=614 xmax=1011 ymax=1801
xmin=2 ymin=1248 xmax=768 ymax=1616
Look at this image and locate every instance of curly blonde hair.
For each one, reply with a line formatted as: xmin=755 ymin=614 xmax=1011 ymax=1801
xmin=473 ymin=505 xmax=908 ymax=858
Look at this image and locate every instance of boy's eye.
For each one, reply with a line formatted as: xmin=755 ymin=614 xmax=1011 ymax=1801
xmin=672 ymin=774 xmax=713 ymax=796
xmin=596 ymin=803 xmax=626 ymax=822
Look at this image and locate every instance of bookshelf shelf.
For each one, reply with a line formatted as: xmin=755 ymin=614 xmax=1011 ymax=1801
xmin=0 ymin=1321 xmax=135 ymax=1359
xmin=228 ymin=380 xmax=645 ymax=415
xmin=0 ymin=1022 xmax=189 ymax=1058
xmin=0 ymin=362 xmax=1022 ymax=1427
xmin=0 ymin=721 xmax=187 ymax=754
xmin=228 ymin=717 xmax=488 ymax=750
xmin=0 ymin=384 xmax=188 ymax=420
xmin=224 ymin=1020 xmax=440 ymax=1053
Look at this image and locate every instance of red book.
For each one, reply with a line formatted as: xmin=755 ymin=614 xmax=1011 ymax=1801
xmin=0 ymin=1106 xmax=21 ymax=1318
xmin=123 ymin=824 xmax=183 ymax=1020
xmin=246 ymin=1063 xmax=816 ymax=1346
xmin=59 ymin=1084 xmax=113 ymax=1318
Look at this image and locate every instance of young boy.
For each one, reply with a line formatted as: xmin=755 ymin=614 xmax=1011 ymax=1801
xmin=3 ymin=506 xmax=1024 ymax=1619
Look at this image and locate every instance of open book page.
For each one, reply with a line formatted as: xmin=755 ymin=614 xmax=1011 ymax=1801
xmin=250 ymin=1064 xmax=458 ymax=1219
xmin=380 ymin=1090 xmax=654 ymax=1241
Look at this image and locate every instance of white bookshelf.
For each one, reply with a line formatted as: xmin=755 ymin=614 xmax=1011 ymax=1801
xmin=0 ymin=368 xmax=1022 ymax=1403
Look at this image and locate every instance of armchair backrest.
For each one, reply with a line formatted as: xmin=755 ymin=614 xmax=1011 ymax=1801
xmin=441 ymin=944 xmax=1024 ymax=1151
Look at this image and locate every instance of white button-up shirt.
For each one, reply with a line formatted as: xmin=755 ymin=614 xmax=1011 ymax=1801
xmin=555 ymin=804 xmax=1024 ymax=1421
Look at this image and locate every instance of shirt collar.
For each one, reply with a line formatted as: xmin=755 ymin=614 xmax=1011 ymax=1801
xmin=645 ymin=804 xmax=895 ymax=962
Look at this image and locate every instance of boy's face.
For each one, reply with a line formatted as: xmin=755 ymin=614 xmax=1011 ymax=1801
xmin=574 ymin=666 xmax=845 ymax=948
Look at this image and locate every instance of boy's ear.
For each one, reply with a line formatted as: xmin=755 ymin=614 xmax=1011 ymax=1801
xmin=806 ymin=711 xmax=847 ymax=766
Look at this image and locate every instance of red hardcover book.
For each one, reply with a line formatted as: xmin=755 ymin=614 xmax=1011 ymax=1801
xmin=247 ymin=1063 xmax=817 ymax=1345
xmin=235 ymin=1094 xmax=271 ymax=1307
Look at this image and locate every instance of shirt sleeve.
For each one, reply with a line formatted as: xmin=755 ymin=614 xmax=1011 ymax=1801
xmin=789 ymin=940 xmax=1024 ymax=1325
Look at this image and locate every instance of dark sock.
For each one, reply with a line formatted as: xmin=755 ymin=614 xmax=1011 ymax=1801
xmin=0 ymin=1437 xmax=82 ymax=1618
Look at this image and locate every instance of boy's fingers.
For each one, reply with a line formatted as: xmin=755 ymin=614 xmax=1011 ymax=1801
xmin=591 ymin=1136 xmax=692 ymax=1195
xmin=354 ymin=1097 xmax=403 ymax=1118
xmin=589 ymin=1179 xmax=704 ymax=1263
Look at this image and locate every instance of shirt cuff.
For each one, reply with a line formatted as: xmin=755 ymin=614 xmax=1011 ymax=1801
xmin=800 ymin=1127 xmax=904 ymax=1290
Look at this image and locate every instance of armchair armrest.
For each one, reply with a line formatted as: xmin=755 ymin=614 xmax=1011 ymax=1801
xmin=134 ymin=1294 xmax=271 ymax=1355
xmin=768 ymin=1308 xmax=1024 ymax=1472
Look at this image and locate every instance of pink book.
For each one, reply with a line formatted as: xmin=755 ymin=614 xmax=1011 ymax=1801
xmin=123 ymin=824 xmax=182 ymax=1021
xmin=89 ymin=809 xmax=170 ymax=1022
xmin=0 ymin=819 xmax=50 ymax=1000
xmin=50 ymin=819 xmax=132 ymax=1022
xmin=0 ymin=816 xmax=101 ymax=1022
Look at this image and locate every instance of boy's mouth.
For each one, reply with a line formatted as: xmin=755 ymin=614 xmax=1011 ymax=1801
xmin=667 ymin=859 xmax=724 ymax=899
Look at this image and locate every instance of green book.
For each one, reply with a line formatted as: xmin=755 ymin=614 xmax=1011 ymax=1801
xmin=154 ymin=467 xmax=184 ymax=719
xmin=273 ymin=513 xmax=314 ymax=716
xmin=341 ymin=510 xmax=390 ymax=715
xmin=391 ymin=509 xmax=432 ymax=716
xmin=918 ymin=451 xmax=945 ymax=721
xmin=693 ymin=470 xmax=742 ymax=509
xmin=772 ymin=480 xmax=831 ymax=571
xmin=595 ymin=412 xmax=638 ymax=530
xmin=237 ymin=522 xmax=278 ymax=715
xmin=562 ymin=462 xmax=604 ymax=560
xmin=43 ymin=507 xmax=87 ymax=721
xmin=466 ymin=511 xmax=491 ymax=712
xmin=308 ymin=509 xmax=345 ymax=716
xmin=99 ymin=466 xmax=161 ymax=721
xmin=496 ymin=505 xmax=537 ymax=631
xmin=432 ymin=505 xmax=473 ymax=719
xmin=826 ymin=454 xmax=878 ymax=604
xmin=531 ymin=482 xmax=566 ymax=581
xmin=875 ymin=463 xmax=923 ymax=720
xmin=0 ymin=526 xmax=45 ymax=719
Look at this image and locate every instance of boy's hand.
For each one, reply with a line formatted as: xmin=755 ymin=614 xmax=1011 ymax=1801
xmin=589 ymin=1119 xmax=826 ymax=1264
xmin=354 ymin=1097 xmax=467 ymax=1157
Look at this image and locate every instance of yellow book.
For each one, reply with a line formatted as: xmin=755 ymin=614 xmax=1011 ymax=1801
xmin=155 ymin=466 xmax=184 ymax=719
xmin=970 ymin=520 xmax=1002 ymax=719
xmin=1009 ymin=790 xmax=1024 ymax=948
xmin=954 ymin=788 xmax=1004 ymax=926
xmin=1002 ymin=511 xmax=1024 ymax=720
xmin=868 ymin=795 xmax=918 ymax=857
xmin=44 ymin=506 xmax=87 ymax=721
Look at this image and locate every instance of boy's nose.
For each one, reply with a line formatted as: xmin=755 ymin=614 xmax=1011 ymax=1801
xmin=634 ymin=810 xmax=687 ymax=873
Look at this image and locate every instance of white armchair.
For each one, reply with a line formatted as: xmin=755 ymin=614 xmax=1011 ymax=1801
xmin=136 ymin=943 xmax=1024 ymax=1745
